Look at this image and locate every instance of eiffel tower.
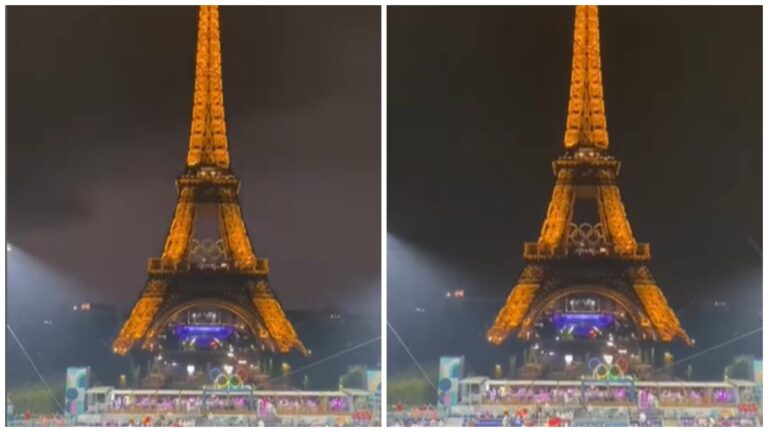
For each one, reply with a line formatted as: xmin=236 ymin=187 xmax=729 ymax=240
xmin=487 ymin=6 xmax=692 ymax=358
xmin=113 ymin=6 xmax=306 ymax=360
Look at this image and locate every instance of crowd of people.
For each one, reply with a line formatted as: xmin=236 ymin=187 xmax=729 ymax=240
xmin=4 ymin=391 xmax=377 ymax=427
xmin=481 ymin=384 xmax=739 ymax=408
xmin=388 ymin=404 xmax=761 ymax=428
xmin=485 ymin=386 xmax=581 ymax=406
xmin=387 ymin=382 xmax=760 ymax=427
xmin=465 ymin=407 xmax=576 ymax=427
xmin=11 ymin=410 xmax=378 ymax=427
xmin=637 ymin=387 xmax=737 ymax=409
xmin=7 ymin=412 xmax=69 ymax=427
xmin=388 ymin=403 xmax=444 ymax=426
xmin=106 ymin=394 xmax=355 ymax=416
xmin=272 ymin=396 xmax=349 ymax=415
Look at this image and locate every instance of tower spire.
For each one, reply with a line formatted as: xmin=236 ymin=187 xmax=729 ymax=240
xmin=187 ymin=5 xmax=230 ymax=169
xmin=487 ymin=6 xmax=692 ymax=349
xmin=564 ymin=5 xmax=609 ymax=150
xmin=113 ymin=6 xmax=307 ymax=359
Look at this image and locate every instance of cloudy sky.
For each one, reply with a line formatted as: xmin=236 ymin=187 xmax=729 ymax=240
xmin=388 ymin=6 xmax=761 ymax=310
xmin=7 ymin=6 xmax=381 ymax=314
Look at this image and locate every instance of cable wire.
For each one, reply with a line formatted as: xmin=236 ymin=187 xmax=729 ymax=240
xmin=268 ymin=335 xmax=380 ymax=384
xmin=387 ymin=321 xmax=436 ymax=390
xmin=6 ymin=324 xmax=65 ymax=414
xmin=649 ymin=326 xmax=762 ymax=377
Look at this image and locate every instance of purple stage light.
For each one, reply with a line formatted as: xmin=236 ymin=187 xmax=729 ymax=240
xmin=174 ymin=324 xmax=235 ymax=346
xmin=330 ymin=397 xmax=347 ymax=411
xmin=552 ymin=313 xmax=613 ymax=336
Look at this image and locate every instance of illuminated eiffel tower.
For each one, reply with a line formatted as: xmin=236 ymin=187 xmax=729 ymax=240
xmin=487 ymin=6 xmax=692 ymax=357
xmin=113 ymin=6 xmax=306 ymax=359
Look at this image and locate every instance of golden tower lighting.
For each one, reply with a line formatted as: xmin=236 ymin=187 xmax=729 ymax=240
xmin=487 ymin=6 xmax=692 ymax=348
xmin=113 ymin=6 xmax=306 ymax=357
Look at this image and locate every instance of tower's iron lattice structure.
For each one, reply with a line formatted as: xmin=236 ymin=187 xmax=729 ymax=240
xmin=487 ymin=6 xmax=692 ymax=347
xmin=113 ymin=6 xmax=307 ymax=357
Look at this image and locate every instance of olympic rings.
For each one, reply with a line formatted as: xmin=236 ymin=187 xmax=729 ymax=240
xmin=214 ymin=373 xmax=229 ymax=389
xmin=593 ymin=364 xmax=609 ymax=380
xmin=230 ymin=374 xmax=243 ymax=388
xmin=615 ymin=357 xmax=630 ymax=373
xmin=213 ymin=372 xmax=245 ymax=389
xmin=608 ymin=365 xmax=624 ymax=380
xmin=587 ymin=355 xmax=632 ymax=380
xmin=588 ymin=357 xmax=602 ymax=372
xmin=235 ymin=366 xmax=249 ymax=382
xmin=209 ymin=367 xmax=222 ymax=382
xmin=210 ymin=366 xmax=247 ymax=389
xmin=589 ymin=362 xmax=626 ymax=380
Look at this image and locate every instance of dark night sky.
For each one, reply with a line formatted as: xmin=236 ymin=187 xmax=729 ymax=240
xmin=388 ymin=6 xmax=762 ymax=311
xmin=7 ymin=6 xmax=381 ymax=314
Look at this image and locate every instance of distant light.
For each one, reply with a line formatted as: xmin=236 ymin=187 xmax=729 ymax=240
xmin=618 ymin=349 xmax=628 ymax=354
xmin=186 ymin=364 xmax=195 ymax=376
xmin=415 ymin=307 xmax=425 ymax=313
xmin=226 ymin=352 xmax=235 ymax=358
xmin=6 ymin=244 xmax=11 ymax=253
xmin=445 ymin=292 xmax=452 ymax=298
xmin=564 ymin=354 xmax=573 ymax=366
xmin=454 ymin=290 xmax=465 ymax=299
xmin=73 ymin=305 xmax=78 ymax=311
xmin=43 ymin=320 xmax=53 ymax=326
xmin=223 ymin=364 xmax=234 ymax=375
xmin=603 ymin=354 xmax=614 ymax=365
xmin=237 ymin=359 xmax=247 ymax=365
xmin=80 ymin=303 xmax=91 ymax=311
xmin=549 ymin=351 xmax=555 ymax=356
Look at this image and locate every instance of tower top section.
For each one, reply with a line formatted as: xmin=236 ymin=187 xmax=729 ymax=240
xmin=186 ymin=6 xmax=230 ymax=169
xmin=564 ymin=5 xmax=609 ymax=151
